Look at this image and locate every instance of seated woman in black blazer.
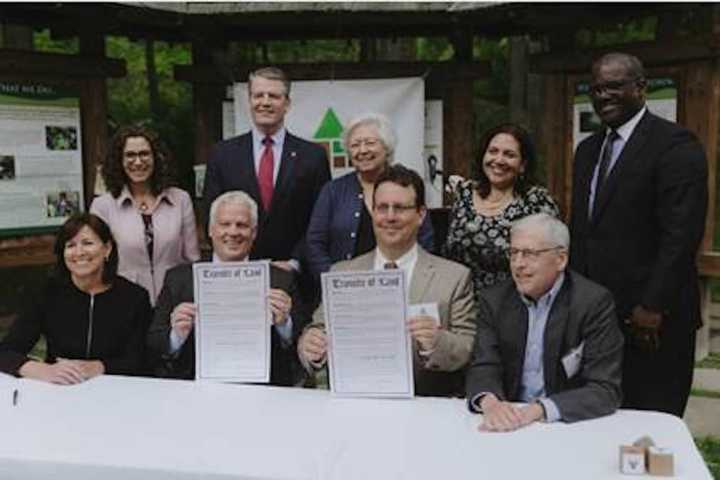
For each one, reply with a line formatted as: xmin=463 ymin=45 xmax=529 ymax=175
xmin=0 ymin=213 xmax=151 ymax=384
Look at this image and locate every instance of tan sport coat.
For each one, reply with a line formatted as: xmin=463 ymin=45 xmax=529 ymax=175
xmin=306 ymin=246 xmax=477 ymax=397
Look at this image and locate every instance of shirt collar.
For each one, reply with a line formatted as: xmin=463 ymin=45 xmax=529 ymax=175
xmin=518 ymin=272 xmax=565 ymax=308
xmin=212 ymin=253 xmax=249 ymax=263
xmin=374 ymin=243 xmax=418 ymax=271
xmin=116 ymin=185 xmax=175 ymax=208
xmin=117 ymin=186 xmax=133 ymax=206
xmin=607 ymin=105 xmax=646 ymax=143
xmin=252 ymin=126 xmax=286 ymax=147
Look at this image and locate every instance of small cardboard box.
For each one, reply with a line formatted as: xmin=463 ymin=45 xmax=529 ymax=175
xmin=647 ymin=446 xmax=674 ymax=477
xmin=620 ymin=445 xmax=646 ymax=475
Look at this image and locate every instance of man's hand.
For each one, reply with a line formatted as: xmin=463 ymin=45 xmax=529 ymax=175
xmin=298 ymin=328 xmax=327 ymax=364
xmin=170 ymin=302 xmax=197 ymax=343
xmin=478 ymin=394 xmax=543 ymax=432
xmin=626 ymin=305 xmax=662 ymax=352
xmin=268 ymin=289 xmax=292 ymax=325
xmin=407 ymin=315 xmax=440 ymax=352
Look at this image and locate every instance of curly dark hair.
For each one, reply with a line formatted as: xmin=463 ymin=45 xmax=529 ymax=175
xmin=54 ymin=213 xmax=119 ymax=285
xmin=473 ymin=123 xmax=537 ymax=199
xmin=102 ymin=125 xmax=177 ymax=197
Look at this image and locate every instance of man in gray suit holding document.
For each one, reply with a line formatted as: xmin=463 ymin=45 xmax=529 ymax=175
xmin=297 ymin=165 xmax=477 ymax=397
xmin=466 ymin=213 xmax=623 ymax=431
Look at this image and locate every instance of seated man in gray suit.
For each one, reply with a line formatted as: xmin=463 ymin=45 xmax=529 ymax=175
xmin=467 ymin=213 xmax=623 ymax=431
xmin=146 ymin=191 xmax=308 ymax=386
xmin=297 ymin=165 xmax=476 ymax=397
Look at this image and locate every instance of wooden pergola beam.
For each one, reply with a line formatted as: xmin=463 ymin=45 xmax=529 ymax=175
xmin=175 ymin=61 xmax=490 ymax=85
xmin=0 ymin=49 xmax=125 ymax=78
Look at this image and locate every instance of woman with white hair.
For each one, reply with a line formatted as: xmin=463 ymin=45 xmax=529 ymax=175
xmin=306 ymin=113 xmax=434 ymax=277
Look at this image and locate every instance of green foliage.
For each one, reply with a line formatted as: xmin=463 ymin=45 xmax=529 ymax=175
xmin=32 ymin=29 xmax=77 ymax=53
xmin=696 ymin=436 xmax=720 ymax=478
xmin=416 ymin=38 xmax=453 ymax=61
xmin=106 ymin=37 xmax=194 ymax=192
xmin=576 ymin=17 xmax=656 ymax=48
xmin=697 ymin=353 xmax=720 ymax=370
xmin=265 ymin=39 xmax=359 ymax=63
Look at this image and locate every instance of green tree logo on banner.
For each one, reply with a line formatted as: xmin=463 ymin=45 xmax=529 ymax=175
xmin=313 ymin=108 xmax=347 ymax=168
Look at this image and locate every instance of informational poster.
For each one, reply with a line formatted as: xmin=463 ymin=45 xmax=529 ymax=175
xmin=0 ymin=81 xmax=84 ymax=235
xmin=572 ymin=78 xmax=677 ymax=150
xmin=234 ymin=77 xmax=425 ymax=181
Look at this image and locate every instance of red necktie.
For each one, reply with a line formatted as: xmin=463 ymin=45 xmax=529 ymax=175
xmin=258 ymin=136 xmax=274 ymax=211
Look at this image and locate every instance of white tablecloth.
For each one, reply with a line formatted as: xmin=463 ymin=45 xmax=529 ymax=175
xmin=0 ymin=375 xmax=711 ymax=479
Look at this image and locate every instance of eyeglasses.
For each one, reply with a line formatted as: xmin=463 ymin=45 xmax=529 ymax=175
xmin=589 ymin=78 xmax=639 ymax=97
xmin=349 ymin=138 xmax=381 ymax=150
xmin=507 ymin=246 xmax=564 ymax=261
xmin=123 ymin=150 xmax=152 ymax=161
xmin=373 ymin=203 xmax=418 ymax=215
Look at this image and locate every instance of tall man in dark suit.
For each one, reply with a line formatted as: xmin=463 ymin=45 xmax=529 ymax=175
xmin=570 ymin=52 xmax=708 ymax=416
xmin=203 ymin=66 xmax=330 ymax=271
xmin=467 ymin=214 xmax=623 ymax=431
xmin=147 ymin=191 xmax=309 ymax=386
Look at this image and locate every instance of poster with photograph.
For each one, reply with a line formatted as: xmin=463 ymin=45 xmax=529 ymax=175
xmin=0 ymin=81 xmax=84 ymax=235
xmin=572 ymin=78 xmax=677 ymax=151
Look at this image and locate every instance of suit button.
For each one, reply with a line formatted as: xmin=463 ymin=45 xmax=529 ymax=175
xmin=354 ymin=212 xmax=360 ymax=218
xmin=350 ymin=232 xmax=356 ymax=238
xmin=346 ymin=254 xmax=352 ymax=259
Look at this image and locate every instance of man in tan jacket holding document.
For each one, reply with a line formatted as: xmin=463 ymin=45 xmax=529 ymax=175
xmin=298 ymin=165 xmax=476 ymax=397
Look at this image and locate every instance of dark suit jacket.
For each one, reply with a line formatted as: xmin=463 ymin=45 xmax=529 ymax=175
xmin=466 ymin=271 xmax=623 ymax=423
xmin=203 ymin=131 xmax=330 ymax=262
xmin=569 ymin=111 xmax=707 ymax=330
xmin=146 ymin=261 xmax=309 ymax=386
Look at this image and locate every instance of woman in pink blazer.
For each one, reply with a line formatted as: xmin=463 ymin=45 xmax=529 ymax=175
xmin=91 ymin=125 xmax=200 ymax=306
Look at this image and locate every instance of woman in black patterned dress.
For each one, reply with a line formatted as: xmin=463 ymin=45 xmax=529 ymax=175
xmin=443 ymin=123 xmax=559 ymax=300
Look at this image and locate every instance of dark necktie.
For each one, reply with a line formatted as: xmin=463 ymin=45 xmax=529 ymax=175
xmin=595 ymin=129 xmax=620 ymax=196
xmin=258 ymin=136 xmax=274 ymax=211
xmin=383 ymin=261 xmax=398 ymax=270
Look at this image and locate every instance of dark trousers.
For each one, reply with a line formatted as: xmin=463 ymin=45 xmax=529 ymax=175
xmin=621 ymin=327 xmax=696 ymax=417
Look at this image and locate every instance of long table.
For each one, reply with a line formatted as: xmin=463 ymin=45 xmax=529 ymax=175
xmin=0 ymin=375 xmax=711 ymax=479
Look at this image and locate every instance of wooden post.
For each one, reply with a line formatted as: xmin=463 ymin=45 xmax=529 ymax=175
xmin=509 ymin=36 xmax=529 ymax=125
xmin=0 ymin=23 xmax=33 ymax=50
xmin=78 ymin=32 xmax=108 ymax=207
xmin=444 ymin=29 xmax=475 ymax=190
xmin=191 ymin=42 xmax=225 ymax=169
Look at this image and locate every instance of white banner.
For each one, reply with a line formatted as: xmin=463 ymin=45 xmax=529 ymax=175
xmin=233 ymin=77 xmax=426 ymax=194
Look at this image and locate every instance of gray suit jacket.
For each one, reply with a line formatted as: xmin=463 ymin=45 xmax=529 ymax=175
xmin=307 ymin=246 xmax=477 ymax=397
xmin=466 ymin=270 xmax=623 ymax=422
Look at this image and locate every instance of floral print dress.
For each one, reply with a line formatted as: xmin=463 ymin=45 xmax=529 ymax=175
xmin=443 ymin=179 xmax=559 ymax=301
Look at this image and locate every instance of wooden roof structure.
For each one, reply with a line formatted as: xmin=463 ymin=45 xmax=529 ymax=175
xmin=0 ymin=2 xmax=703 ymax=42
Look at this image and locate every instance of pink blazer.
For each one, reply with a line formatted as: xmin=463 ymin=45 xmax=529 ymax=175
xmin=91 ymin=186 xmax=200 ymax=306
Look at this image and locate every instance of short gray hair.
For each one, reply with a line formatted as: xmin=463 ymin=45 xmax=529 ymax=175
xmin=209 ymin=191 xmax=258 ymax=231
xmin=248 ymin=66 xmax=291 ymax=98
xmin=343 ymin=113 xmax=397 ymax=162
xmin=510 ymin=213 xmax=569 ymax=249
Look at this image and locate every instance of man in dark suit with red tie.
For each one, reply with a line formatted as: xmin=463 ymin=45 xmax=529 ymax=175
xmin=569 ymin=52 xmax=708 ymax=416
xmin=203 ymin=67 xmax=330 ymax=274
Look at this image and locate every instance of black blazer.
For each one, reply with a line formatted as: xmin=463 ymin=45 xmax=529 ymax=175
xmin=466 ymin=271 xmax=623 ymax=423
xmin=569 ymin=111 xmax=707 ymax=331
xmin=203 ymin=131 xmax=330 ymax=262
xmin=146 ymin=261 xmax=310 ymax=386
